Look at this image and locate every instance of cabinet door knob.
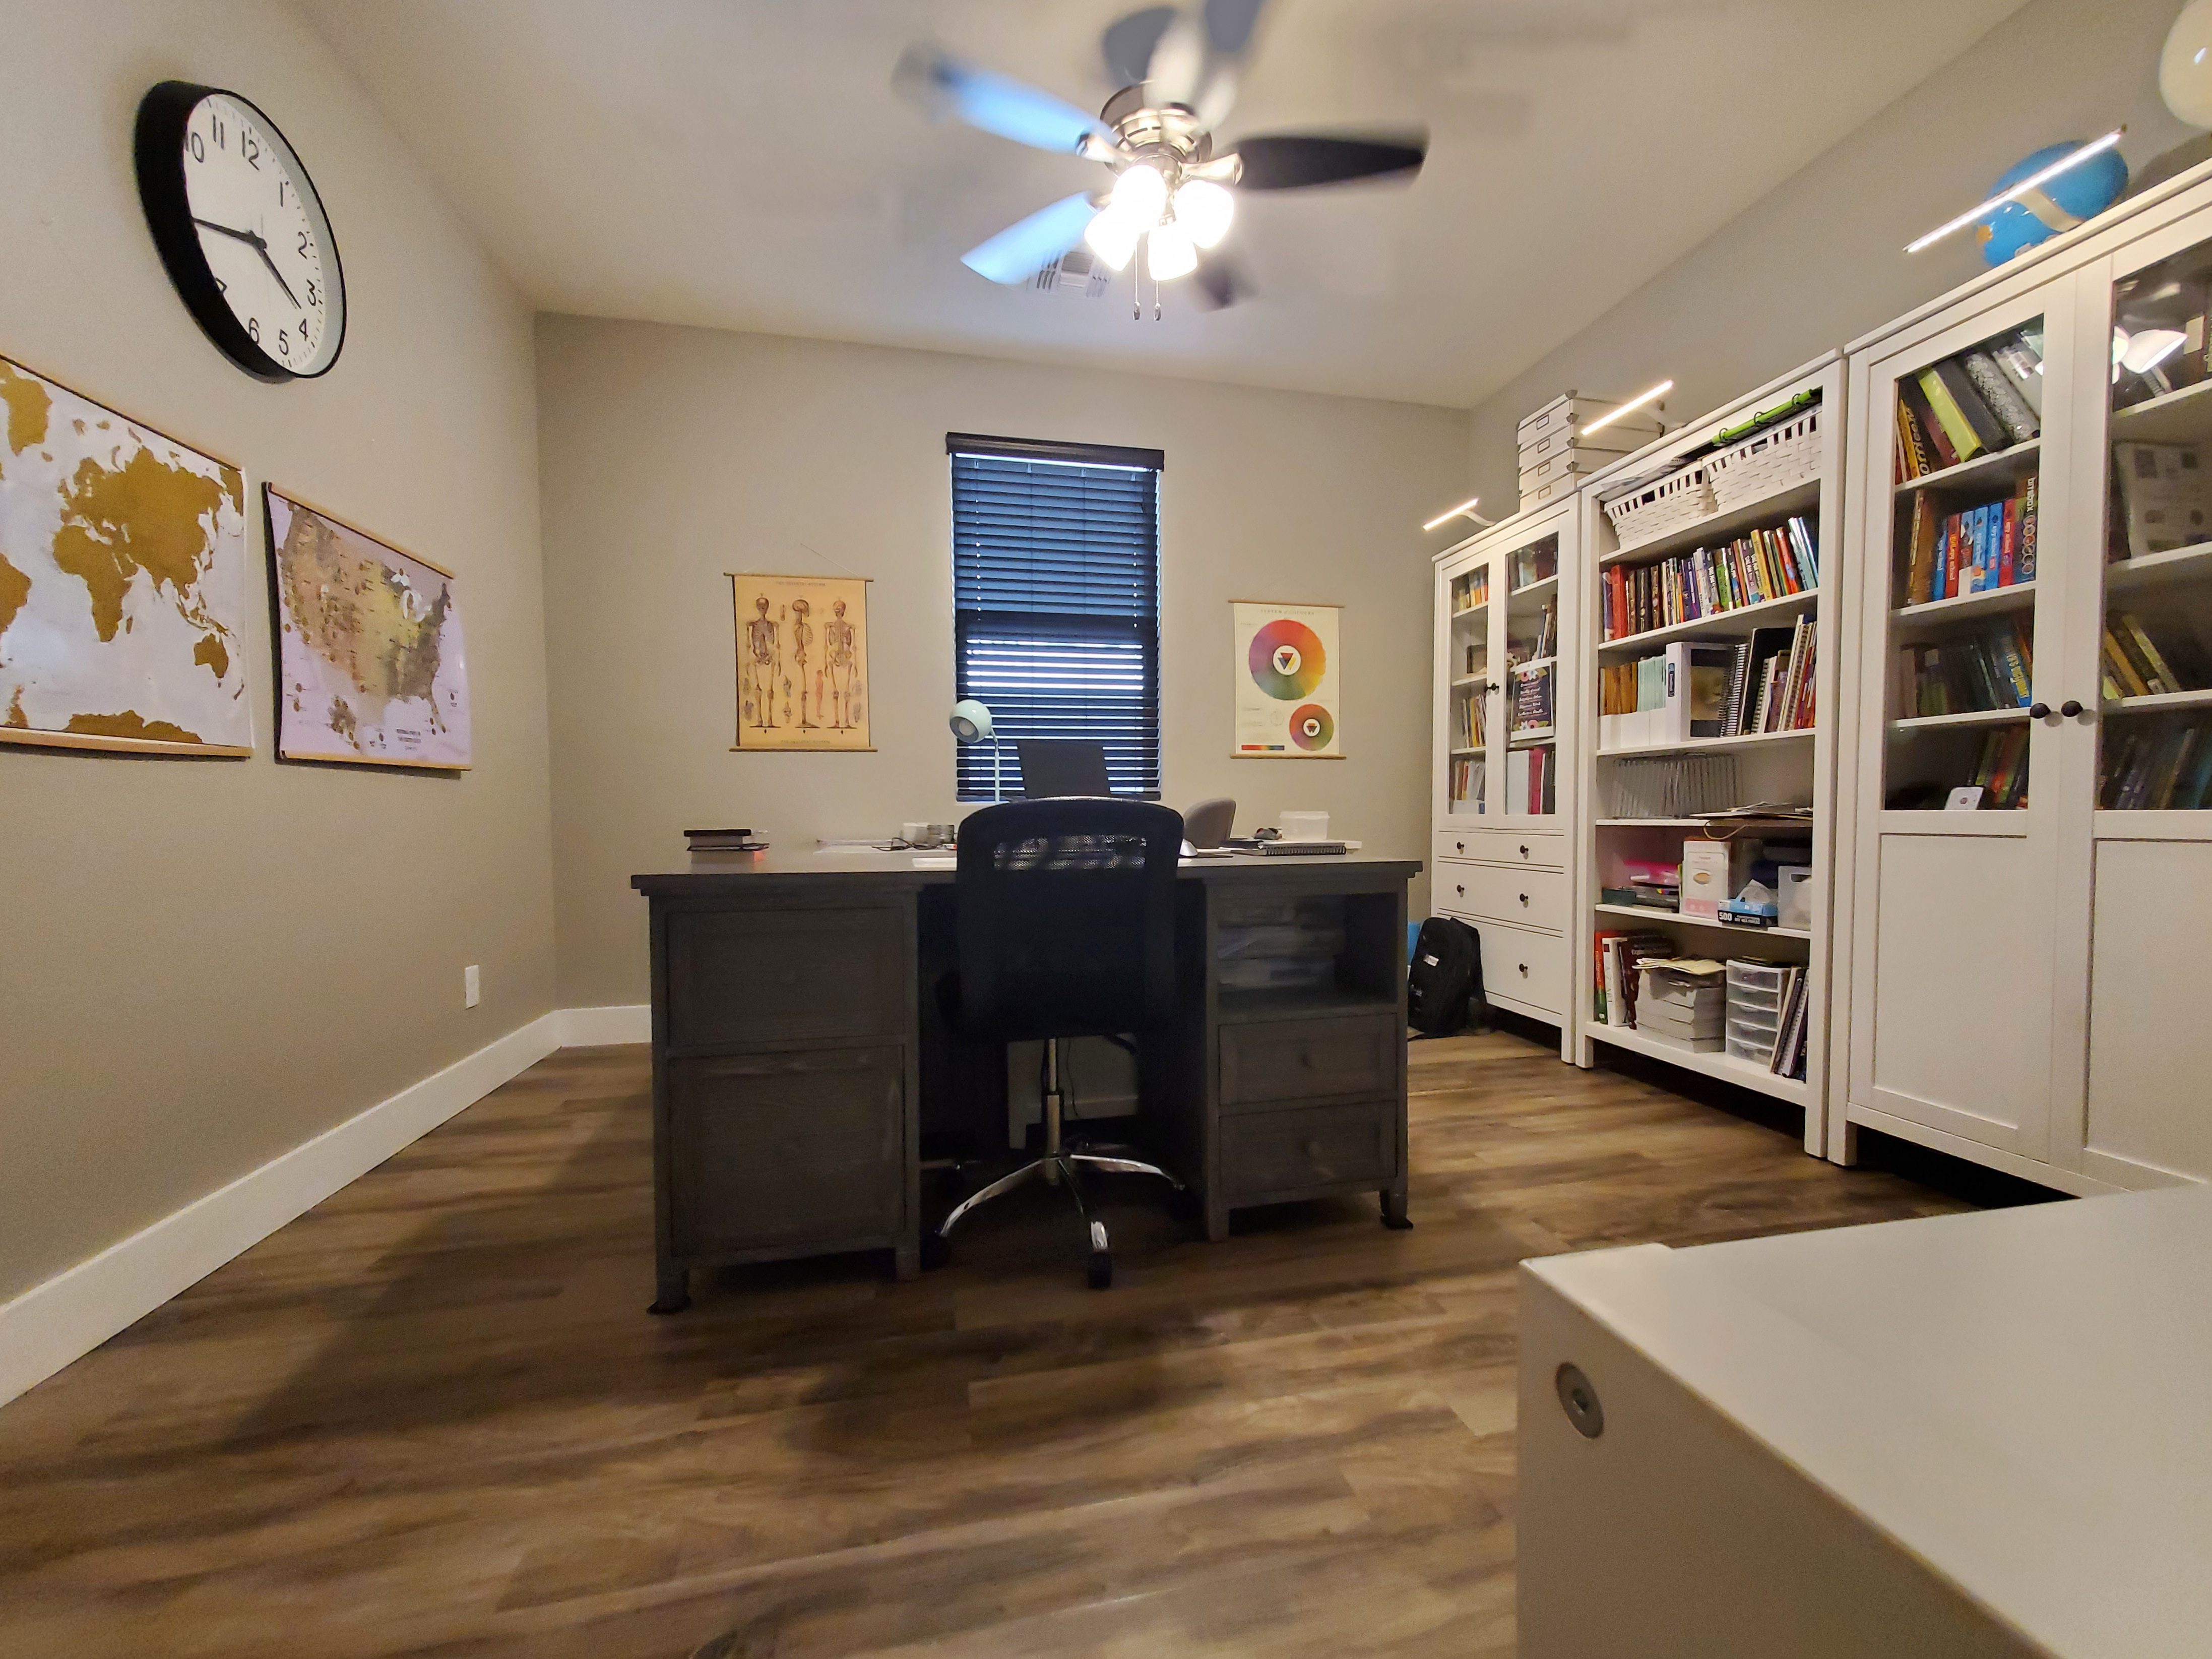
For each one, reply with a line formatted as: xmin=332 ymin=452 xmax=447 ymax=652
xmin=2060 ymin=700 xmax=2084 ymax=719
xmin=2030 ymin=701 xmax=2052 ymax=720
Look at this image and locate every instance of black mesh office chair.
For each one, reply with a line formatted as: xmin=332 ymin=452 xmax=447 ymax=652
xmin=936 ymin=797 xmax=1184 ymax=1287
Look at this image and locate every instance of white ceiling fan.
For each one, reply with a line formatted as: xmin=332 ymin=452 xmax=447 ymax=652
xmin=896 ymin=0 xmax=1427 ymax=312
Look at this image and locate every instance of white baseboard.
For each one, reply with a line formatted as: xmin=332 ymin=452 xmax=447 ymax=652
xmin=556 ymin=1003 xmax=651 ymax=1046
xmin=0 ymin=1011 xmax=565 ymax=1409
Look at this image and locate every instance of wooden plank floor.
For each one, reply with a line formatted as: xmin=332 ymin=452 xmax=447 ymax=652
xmin=0 ymin=1027 xmax=1992 ymax=1658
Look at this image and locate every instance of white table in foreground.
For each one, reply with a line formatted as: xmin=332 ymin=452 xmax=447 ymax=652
xmin=1518 ymin=1185 xmax=2212 ymax=1658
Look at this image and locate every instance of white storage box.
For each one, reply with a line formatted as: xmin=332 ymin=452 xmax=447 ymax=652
xmin=1518 ymin=392 xmax=1668 ymax=447
xmin=1777 ymin=866 xmax=1813 ymax=931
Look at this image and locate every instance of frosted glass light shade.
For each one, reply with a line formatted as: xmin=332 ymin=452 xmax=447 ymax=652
xmin=1173 ymin=179 xmax=1235 ymax=248
xmin=2164 ymin=0 xmax=2212 ymax=128
xmin=1109 ymin=162 xmax=1169 ymax=222
xmin=1147 ymin=222 xmax=1198 ymax=280
xmin=1084 ymin=206 xmax=1143 ymax=271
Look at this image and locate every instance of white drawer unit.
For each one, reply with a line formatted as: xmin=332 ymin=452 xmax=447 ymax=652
xmin=1442 ymin=915 xmax=1566 ymax=1018
xmin=1434 ymin=828 xmax=1565 ymax=871
xmin=1437 ymin=859 xmax=1566 ymax=934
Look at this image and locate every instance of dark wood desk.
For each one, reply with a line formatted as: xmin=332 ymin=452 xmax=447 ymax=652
xmin=632 ymin=850 xmax=1420 ymax=1309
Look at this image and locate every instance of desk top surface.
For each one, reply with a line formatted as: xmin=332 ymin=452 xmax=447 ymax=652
xmin=634 ymin=847 xmax=1420 ymax=894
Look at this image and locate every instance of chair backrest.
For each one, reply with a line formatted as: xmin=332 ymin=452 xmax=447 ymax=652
xmin=1183 ymin=797 xmax=1236 ymax=848
xmin=1016 ymin=739 xmax=1111 ymax=798
xmin=955 ymin=797 xmax=1184 ymax=1040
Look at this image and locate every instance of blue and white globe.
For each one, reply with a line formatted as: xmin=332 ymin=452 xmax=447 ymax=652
xmin=1978 ymin=141 xmax=2129 ymax=266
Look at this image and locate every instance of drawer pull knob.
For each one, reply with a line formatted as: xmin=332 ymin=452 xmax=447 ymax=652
xmin=1455 ymin=841 xmax=1466 ymax=853
xmin=1519 ymin=844 xmax=1530 ymax=857
xmin=1455 ymin=884 xmax=1465 ymax=896
xmin=1518 ymin=962 xmax=1530 ymax=976
xmin=1518 ymin=892 xmax=1529 ymax=905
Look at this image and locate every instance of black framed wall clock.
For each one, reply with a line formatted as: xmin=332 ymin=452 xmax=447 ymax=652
xmin=134 ymin=81 xmax=346 ymax=383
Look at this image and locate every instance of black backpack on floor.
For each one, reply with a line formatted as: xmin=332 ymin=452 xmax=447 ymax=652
xmin=1408 ymin=916 xmax=1484 ymax=1036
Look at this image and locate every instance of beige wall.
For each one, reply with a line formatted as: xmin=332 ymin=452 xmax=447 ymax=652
xmin=1464 ymin=0 xmax=2194 ymax=506
xmin=536 ymin=317 xmax=1467 ymax=1008
xmin=0 ymin=2 xmax=554 ymax=1302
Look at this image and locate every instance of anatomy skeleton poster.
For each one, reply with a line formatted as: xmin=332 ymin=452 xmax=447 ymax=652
xmin=730 ymin=573 xmax=871 ymax=751
xmin=1232 ymin=600 xmax=1341 ymax=759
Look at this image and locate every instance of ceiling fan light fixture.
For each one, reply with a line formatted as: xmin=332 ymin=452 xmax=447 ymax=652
xmin=1173 ymin=179 xmax=1234 ymax=249
xmin=1147 ymin=221 xmax=1198 ymax=280
xmin=1110 ymin=161 xmax=1171 ymax=223
xmin=1084 ymin=204 xmax=1145 ymax=271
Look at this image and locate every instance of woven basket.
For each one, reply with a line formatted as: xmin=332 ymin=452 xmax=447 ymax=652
xmin=1603 ymin=465 xmax=1717 ymax=554
xmin=1705 ymin=405 xmax=1822 ymax=512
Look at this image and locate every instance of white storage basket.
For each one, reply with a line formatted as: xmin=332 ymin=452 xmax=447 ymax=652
xmin=1705 ymin=404 xmax=1822 ymax=512
xmin=1602 ymin=464 xmax=1717 ymax=554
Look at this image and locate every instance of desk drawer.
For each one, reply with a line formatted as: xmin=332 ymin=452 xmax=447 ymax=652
xmin=1219 ymin=1012 xmax=1401 ymax=1108
xmin=1436 ymin=860 xmax=1566 ymax=933
xmin=668 ymin=1046 xmax=906 ymax=1255
xmin=1449 ymin=918 xmax=1565 ymax=1017
xmin=1222 ymin=1100 xmax=1394 ymax=1199
xmin=666 ymin=904 xmax=907 ymax=1050
xmin=1435 ymin=828 xmax=1564 ymax=870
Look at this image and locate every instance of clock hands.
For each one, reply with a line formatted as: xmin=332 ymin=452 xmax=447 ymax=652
xmin=192 ymin=216 xmax=301 ymax=310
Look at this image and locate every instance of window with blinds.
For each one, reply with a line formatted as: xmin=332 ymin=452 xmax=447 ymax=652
xmin=949 ymin=434 xmax=1163 ymax=801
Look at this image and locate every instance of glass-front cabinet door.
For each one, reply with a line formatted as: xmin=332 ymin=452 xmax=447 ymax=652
xmin=1849 ymin=288 xmax=2077 ymax=1163
xmin=1501 ymin=531 xmax=1562 ymax=821
xmin=1443 ymin=555 xmax=1490 ymax=819
xmin=2053 ymin=213 xmax=2212 ymax=1186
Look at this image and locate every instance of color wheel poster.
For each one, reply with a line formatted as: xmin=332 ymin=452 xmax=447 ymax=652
xmin=1232 ymin=601 xmax=1342 ymax=759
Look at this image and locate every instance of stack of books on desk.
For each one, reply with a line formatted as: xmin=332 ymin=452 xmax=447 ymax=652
xmin=1635 ymin=959 xmax=1727 ymax=1052
xmin=686 ymin=827 xmax=767 ymax=855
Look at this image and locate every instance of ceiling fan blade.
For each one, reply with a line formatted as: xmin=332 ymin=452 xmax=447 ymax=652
xmin=1202 ymin=0 xmax=1268 ymax=59
xmin=1101 ymin=6 xmax=1177 ymax=88
xmin=895 ymin=44 xmax=1112 ymax=155
xmin=1226 ymin=131 xmax=1428 ymax=189
xmin=960 ymin=193 xmax=1102 ymax=284
xmin=1192 ymin=250 xmax=1254 ymax=311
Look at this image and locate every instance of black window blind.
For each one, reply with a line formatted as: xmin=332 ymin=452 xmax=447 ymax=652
xmin=950 ymin=441 xmax=1161 ymax=801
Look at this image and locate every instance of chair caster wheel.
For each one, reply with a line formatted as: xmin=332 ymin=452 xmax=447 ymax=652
xmin=1087 ymin=1250 xmax=1113 ymax=1291
xmin=921 ymin=1232 xmax=951 ymax=1271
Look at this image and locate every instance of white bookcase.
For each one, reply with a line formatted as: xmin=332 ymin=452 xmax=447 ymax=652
xmin=1567 ymin=355 xmax=1848 ymax=1154
xmin=1430 ymin=498 xmax=1582 ymax=1052
xmin=1835 ymin=160 xmax=2212 ymax=1193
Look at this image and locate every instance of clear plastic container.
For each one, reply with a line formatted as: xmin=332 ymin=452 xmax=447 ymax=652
xmin=1727 ymin=1033 xmax=1779 ymax=1065
xmin=1725 ymin=959 xmax=1791 ymax=991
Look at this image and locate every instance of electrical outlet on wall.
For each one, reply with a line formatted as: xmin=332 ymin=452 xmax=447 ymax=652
xmin=464 ymin=964 xmax=481 ymax=1009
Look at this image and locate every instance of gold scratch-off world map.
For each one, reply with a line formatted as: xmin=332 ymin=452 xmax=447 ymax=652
xmin=0 ymin=355 xmax=251 ymax=755
xmin=267 ymin=488 xmax=470 ymax=769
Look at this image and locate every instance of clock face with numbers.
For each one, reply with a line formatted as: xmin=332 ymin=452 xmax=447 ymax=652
xmin=135 ymin=82 xmax=346 ymax=382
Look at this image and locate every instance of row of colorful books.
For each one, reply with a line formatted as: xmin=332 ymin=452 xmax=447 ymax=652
xmin=2102 ymin=717 xmax=2212 ymax=810
xmin=1969 ymin=726 xmax=2031 ymax=809
xmin=1506 ymin=744 xmax=1555 ymax=815
xmin=1894 ymin=327 xmax=2043 ymax=478
xmin=1602 ymin=517 xmax=1818 ymax=641
xmin=1900 ymin=620 xmax=2033 ymax=717
xmin=1598 ymin=622 xmax=1817 ymax=747
xmin=1448 ymin=755 xmax=1486 ymax=810
xmin=1900 ymin=477 xmax=2037 ymax=606
xmin=2100 ymin=611 xmax=2203 ymax=699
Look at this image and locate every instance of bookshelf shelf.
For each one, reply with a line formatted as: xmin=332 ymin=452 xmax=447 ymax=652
xmin=1511 ymin=573 xmax=1559 ymax=601
xmin=1599 ymin=726 xmax=1815 ymax=759
xmin=1590 ymin=1023 xmax=1810 ymax=1105
xmin=1891 ymin=581 xmax=2035 ymax=626
xmin=1596 ymin=816 xmax=1810 ymax=828
xmin=1888 ymin=707 xmax=2032 ymax=731
xmin=1509 ymin=726 xmax=1557 ymax=747
xmin=1449 ymin=745 xmax=1483 ymax=757
xmin=1451 ymin=604 xmax=1488 ymax=621
xmin=1511 ymin=655 xmax=1557 ymax=673
xmin=1592 ymin=901 xmax=1811 ymax=941
xmin=1598 ymin=588 xmax=1818 ymax=653
xmin=2104 ymin=687 xmax=2212 ymax=714
xmin=1892 ymin=437 xmax=2039 ymax=498
xmin=1449 ymin=673 xmax=1487 ymax=688
xmin=2108 ymin=376 xmax=2212 ymax=445
xmin=2106 ymin=541 xmax=2212 ymax=595
xmin=1598 ymin=476 xmax=1821 ymax=569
